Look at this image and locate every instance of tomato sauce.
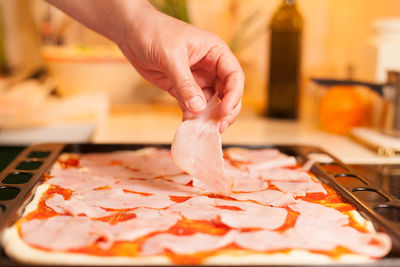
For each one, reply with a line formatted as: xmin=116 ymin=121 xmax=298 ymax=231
xmin=58 ymin=157 xmax=80 ymax=168
xmin=169 ymin=196 xmax=191 ymax=203
xmin=23 ymin=185 xmax=72 ymax=221
xmin=215 ymin=205 xmax=243 ymax=211
xmin=167 ymin=219 xmax=231 ymax=236
xmin=94 ymin=212 xmax=137 ymax=225
xmin=276 ymin=209 xmax=299 ymax=232
xmin=122 ymin=189 xmax=152 ymax=196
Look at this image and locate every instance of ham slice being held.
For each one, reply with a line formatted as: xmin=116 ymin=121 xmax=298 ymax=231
xmin=171 ymin=94 xmax=233 ymax=194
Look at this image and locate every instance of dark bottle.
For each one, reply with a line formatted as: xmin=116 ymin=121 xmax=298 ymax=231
xmin=266 ymin=0 xmax=303 ymax=119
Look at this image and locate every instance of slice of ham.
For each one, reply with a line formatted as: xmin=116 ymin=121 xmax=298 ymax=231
xmin=224 ymin=147 xmax=296 ymax=173
xmin=287 ymin=201 xmax=391 ymax=257
xmin=141 ymin=231 xmax=237 ymax=255
xmin=73 ymin=188 xmax=175 ymax=210
xmin=247 ymin=155 xmax=297 ymax=173
xmin=271 ymin=181 xmax=327 ymax=197
xmin=47 ymin=188 xmax=176 ymax=218
xmin=163 ymin=173 xmax=194 ymax=185
xmin=47 ymin=168 xmax=119 ymax=193
xmin=258 ymin=168 xmax=311 ymax=182
xmin=289 ymin=201 xmax=349 ymax=227
xmin=217 ymin=200 xmax=288 ymax=230
xmin=171 ymin=94 xmax=232 ymax=194
xmin=45 ymin=193 xmax=113 ymax=219
xmin=112 ymin=178 xmax=199 ymax=197
xmin=110 ymin=208 xmax=179 ymax=242
xmin=80 ymin=148 xmax=182 ymax=177
xmin=45 ymin=194 xmax=66 ymax=214
xmin=235 ymin=230 xmax=290 ymax=251
xmin=167 ymin=196 xmax=287 ymax=230
xmin=225 ymin=160 xmax=269 ymax=192
xmin=20 ymin=216 xmax=113 ymax=251
xmin=231 ymin=190 xmax=296 ymax=207
xmin=224 ymin=148 xmax=281 ymax=164
xmin=232 ymin=176 xmax=268 ymax=193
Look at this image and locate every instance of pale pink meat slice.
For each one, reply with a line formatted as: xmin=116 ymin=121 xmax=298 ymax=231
xmin=225 ymin=160 xmax=269 ymax=192
xmin=72 ymin=188 xmax=175 ymax=210
xmin=21 ymin=216 xmax=113 ymax=251
xmin=235 ymin=230 xmax=291 ymax=251
xmin=257 ymin=168 xmax=311 ymax=182
xmin=288 ymin=201 xmax=391 ymax=257
xmin=112 ymin=177 xmax=198 ymax=196
xmin=47 ymin=168 xmax=119 ymax=193
xmin=224 ymin=147 xmax=296 ymax=173
xmin=141 ymin=231 xmax=237 ymax=256
xmin=271 ymin=180 xmax=327 ymax=197
xmin=289 ymin=201 xmax=349 ymax=226
xmin=45 ymin=193 xmax=113 ymax=218
xmin=232 ymin=176 xmax=269 ymax=192
xmin=224 ymin=148 xmax=281 ymax=164
xmin=80 ymin=148 xmax=182 ymax=177
xmin=247 ymin=155 xmax=297 ymax=173
xmin=167 ymin=196 xmax=287 ymax=230
xmin=46 ymin=188 xmax=176 ymax=218
xmin=231 ymin=190 xmax=296 ymax=207
xmin=110 ymin=208 xmax=179 ymax=242
xmin=166 ymin=196 xmax=217 ymax=221
xmin=162 ymin=173 xmax=194 ymax=185
xmin=171 ymin=95 xmax=232 ymax=194
xmin=45 ymin=194 xmax=66 ymax=214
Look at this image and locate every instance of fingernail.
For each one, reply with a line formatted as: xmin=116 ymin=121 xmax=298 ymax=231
xmin=220 ymin=120 xmax=228 ymax=133
xmin=187 ymin=96 xmax=206 ymax=112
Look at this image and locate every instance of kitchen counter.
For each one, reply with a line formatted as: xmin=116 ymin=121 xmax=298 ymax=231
xmin=92 ymin=104 xmax=400 ymax=165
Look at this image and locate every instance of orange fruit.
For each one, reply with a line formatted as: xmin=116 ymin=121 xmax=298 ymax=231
xmin=318 ymin=85 xmax=365 ymax=134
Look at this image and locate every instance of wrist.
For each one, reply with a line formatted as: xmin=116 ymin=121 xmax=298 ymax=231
xmin=113 ymin=0 xmax=156 ymax=46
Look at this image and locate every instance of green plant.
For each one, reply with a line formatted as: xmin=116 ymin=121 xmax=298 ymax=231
xmin=150 ymin=0 xmax=190 ymax=23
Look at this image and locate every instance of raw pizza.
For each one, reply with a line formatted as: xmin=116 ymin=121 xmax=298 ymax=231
xmin=2 ymin=146 xmax=391 ymax=265
xmin=2 ymin=96 xmax=392 ymax=265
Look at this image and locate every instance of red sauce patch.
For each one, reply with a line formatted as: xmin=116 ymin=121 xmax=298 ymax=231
xmin=166 ymin=250 xmax=214 ymax=265
xmin=58 ymin=157 xmax=80 ymax=169
xmin=167 ymin=219 xmax=231 ymax=236
xmin=205 ymin=193 xmax=236 ymax=201
xmin=215 ymin=205 xmax=243 ymax=211
xmin=110 ymin=160 xmax=123 ymax=166
xmin=43 ymin=173 xmax=54 ymax=181
xmin=185 ymin=180 xmax=194 ymax=187
xmin=94 ymin=185 xmax=111 ymax=190
xmin=24 ymin=185 xmax=72 ymax=221
xmin=276 ymin=209 xmax=299 ymax=232
xmin=169 ymin=196 xmax=191 ymax=203
xmin=95 ymin=211 xmax=137 ymax=225
xmin=123 ymin=189 xmax=152 ymax=196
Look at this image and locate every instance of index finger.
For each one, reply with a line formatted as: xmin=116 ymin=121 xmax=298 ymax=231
xmin=215 ymin=46 xmax=245 ymax=118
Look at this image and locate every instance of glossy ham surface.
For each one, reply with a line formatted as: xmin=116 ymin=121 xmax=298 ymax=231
xmin=171 ymin=94 xmax=232 ymax=194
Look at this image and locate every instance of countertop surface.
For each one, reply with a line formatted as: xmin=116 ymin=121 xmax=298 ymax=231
xmin=92 ymin=105 xmax=400 ymax=165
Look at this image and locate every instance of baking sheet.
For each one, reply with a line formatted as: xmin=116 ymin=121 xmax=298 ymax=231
xmin=1 ymin=143 xmax=400 ymax=267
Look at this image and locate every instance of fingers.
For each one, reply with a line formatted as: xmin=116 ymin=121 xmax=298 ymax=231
xmin=215 ymin=47 xmax=245 ymax=119
xmin=219 ymin=101 xmax=242 ymax=133
xmin=165 ymin=55 xmax=207 ymax=115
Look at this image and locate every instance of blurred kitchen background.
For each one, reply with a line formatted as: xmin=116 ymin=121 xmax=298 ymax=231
xmin=2 ymin=0 xmax=400 ymax=163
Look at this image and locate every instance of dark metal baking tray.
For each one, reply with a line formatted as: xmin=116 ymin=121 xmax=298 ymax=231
xmin=1 ymin=143 xmax=400 ymax=267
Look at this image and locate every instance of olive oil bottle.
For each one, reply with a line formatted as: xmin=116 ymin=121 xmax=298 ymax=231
xmin=266 ymin=0 xmax=303 ymax=119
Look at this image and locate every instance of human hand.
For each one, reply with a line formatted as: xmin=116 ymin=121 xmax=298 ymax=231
xmin=117 ymin=4 xmax=244 ymax=133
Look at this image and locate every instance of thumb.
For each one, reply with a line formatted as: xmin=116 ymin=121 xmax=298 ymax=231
xmin=166 ymin=57 xmax=206 ymax=114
